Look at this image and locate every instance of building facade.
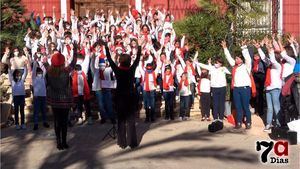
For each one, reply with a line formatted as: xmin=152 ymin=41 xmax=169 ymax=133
xmin=21 ymin=0 xmax=300 ymax=36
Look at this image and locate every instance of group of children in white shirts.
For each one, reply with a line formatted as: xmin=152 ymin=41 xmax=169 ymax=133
xmin=1 ymin=5 xmax=299 ymax=132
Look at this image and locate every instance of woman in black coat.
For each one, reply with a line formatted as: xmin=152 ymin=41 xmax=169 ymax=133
xmin=105 ymin=41 xmax=142 ymax=149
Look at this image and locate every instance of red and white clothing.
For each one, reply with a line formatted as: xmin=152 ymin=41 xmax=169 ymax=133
xmin=142 ymin=70 xmax=157 ymax=92
xmin=224 ymin=46 xmax=252 ymax=87
xmin=100 ymin=67 xmax=117 ymax=89
xmin=179 ymin=78 xmax=191 ymax=96
xmin=178 ymin=56 xmax=197 ymax=84
xmin=62 ymin=44 xmax=74 ymax=66
xmin=198 ymin=78 xmax=211 ymax=94
xmin=72 ymin=70 xmax=91 ymax=100
xmin=163 ymin=73 xmax=174 ymax=92
xmin=258 ymin=48 xmax=282 ymax=90
xmin=280 ymin=50 xmax=296 ymax=80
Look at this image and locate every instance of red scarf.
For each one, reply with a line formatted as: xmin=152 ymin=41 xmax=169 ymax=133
xmin=184 ymin=65 xmax=196 ymax=76
xmin=66 ymin=44 xmax=71 ymax=57
xmin=179 ymin=78 xmax=189 ymax=90
xmin=253 ymin=56 xmax=260 ymax=73
xmin=231 ymin=64 xmax=256 ymax=97
xmin=265 ymin=66 xmax=272 ymax=87
xmin=265 ymin=61 xmax=285 ymax=87
xmin=72 ymin=71 xmax=91 ymax=100
xmin=163 ymin=73 xmax=174 ymax=90
xmin=144 ymin=70 xmax=157 ymax=91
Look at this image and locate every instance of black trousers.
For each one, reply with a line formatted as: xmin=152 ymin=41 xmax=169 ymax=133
xmin=211 ymin=87 xmax=226 ymax=120
xmin=200 ymin=92 xmax=211 ymax=118
xmin=253 ymin=73 xmax=265 ymax=116
xmin=73 ymin=95 xmax=91 ymax=118
xmin=115 ymin=93 xmax=138 ymax=148
xmin=53 ymin=108 xmax=69 ymax=145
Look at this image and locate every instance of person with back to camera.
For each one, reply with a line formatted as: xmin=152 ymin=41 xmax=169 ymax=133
xmin=104 ymin=38 xmax=142 ymax=149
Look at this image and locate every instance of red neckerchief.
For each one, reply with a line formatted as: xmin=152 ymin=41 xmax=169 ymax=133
xmin=163 ymin=72 xmax=173 ymax=90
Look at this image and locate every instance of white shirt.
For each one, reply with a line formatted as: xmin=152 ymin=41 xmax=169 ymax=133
xmin=199 ymin=78 xmax=211 ymax=93
xmin=163 ymin=74 xmax=174 ymax=92
xmin=9 ymin=68 xmax=27 ymax=96
xmin=195 ymin=62 xmax=230 ymax=88
xmin=101 ymin=67 xmax=117 ymax=89
xmin=142 ymin=70 xmax=157 ymax=91
xmin=179 ymin=82 xmax=191 ymax=96
xmin=259 ymin=49 xmax=282 ymax=90
xmin=33 ymin=76 xmax=46 ymax=96
xmin=77 ymin=71 xmax=84 ymax=95
xmin=224 ymin=46 xmax=252 ymax=87
xmin=281 ymin=50 xmax=296 ymax=80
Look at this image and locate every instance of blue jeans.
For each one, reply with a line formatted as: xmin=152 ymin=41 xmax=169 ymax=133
xmin=211 ymin=87 xmax=226 ymax=120
xmin=95 ymin=90 xmax=107 ymax=119
xmin=180 ymin=96 xmax=190 ymax=117
xmin=233 ymin=87 xmax=251 ymax=124
xmin=163 ymin=91 xmax=175 ymax=119
xmin=33 ymin=96 xmax=47 ymax=124
xmin=13 ymin=95 xmax=25 ymax=125
xmin=143 ymin=91 xmax=155 ymax=110
xmin=266 ymin=89 xmax=281 ymax=126
xmin=101 ymin=89 xmax=115 ymax=119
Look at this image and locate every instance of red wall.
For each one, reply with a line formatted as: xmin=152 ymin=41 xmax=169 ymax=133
xmin=21 ymin=0 xmax=73 ymax=21
xmin=283 ymin=0 xmax=300 ymax=36
xmin=21 ymin=0 xmax=61 ymax=19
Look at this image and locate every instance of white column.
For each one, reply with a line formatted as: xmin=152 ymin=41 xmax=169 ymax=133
xmin=136 ymin=0 xmax=142 ymax=13
xmin=61 ymin=0 xmax=68 ymax=21
xmin=278 ymin=0 xmax=283 ymax=34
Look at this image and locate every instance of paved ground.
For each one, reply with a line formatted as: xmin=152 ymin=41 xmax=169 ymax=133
xmin=1 ymin=110 xmax=299 ymax=169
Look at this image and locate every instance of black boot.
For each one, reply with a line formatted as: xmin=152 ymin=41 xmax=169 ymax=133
xmin=145 ymin=108 xmax=150 ymax=123
xmin=55 ymin=125 xmax=63 ymax=150
xmin=165 ymin=108 xmax=170 ymax=120
xmin=170 ymin=110 xmax=175 ymax=120
xmin=151 ymin=109 xmax=155 ymax=122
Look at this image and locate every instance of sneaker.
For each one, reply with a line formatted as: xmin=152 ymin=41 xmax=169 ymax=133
xmin=206 ymin=118 xmax=211 ymax=121
xmin=245 ymin=123 xmax=251 ymax=129
xmin=264 ymin=124 xmax=271 ymax=132
xmin=43 ymin=123 xmax=50 ymax=128
xmin=15 ymin=124 xmax=21 ymax=130
xmin=33 ymin=124 xmax=38 ymax=130
xmin=21 ymin=124 xmax=26 ymax=130
xmin=77 ymin=118 xmax=84 ymax=125
xmin=201 ymin=117 xmax=206 ymax=121
xmin=87 ymin=117 xmax=93 ymax=125
xmin=235 ymin=123 xmax=242 ymax=129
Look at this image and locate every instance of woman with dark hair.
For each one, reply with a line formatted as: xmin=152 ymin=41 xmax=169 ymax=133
xmin=104 ymin=39 xmax=142 ymax=149
xmin=194 ymin=55 xmax=230 ymax=124
xmin=222 ymin=40 xmax=253 ymax=129
xmin=46 ymin=50 xmax=77 ymax=150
